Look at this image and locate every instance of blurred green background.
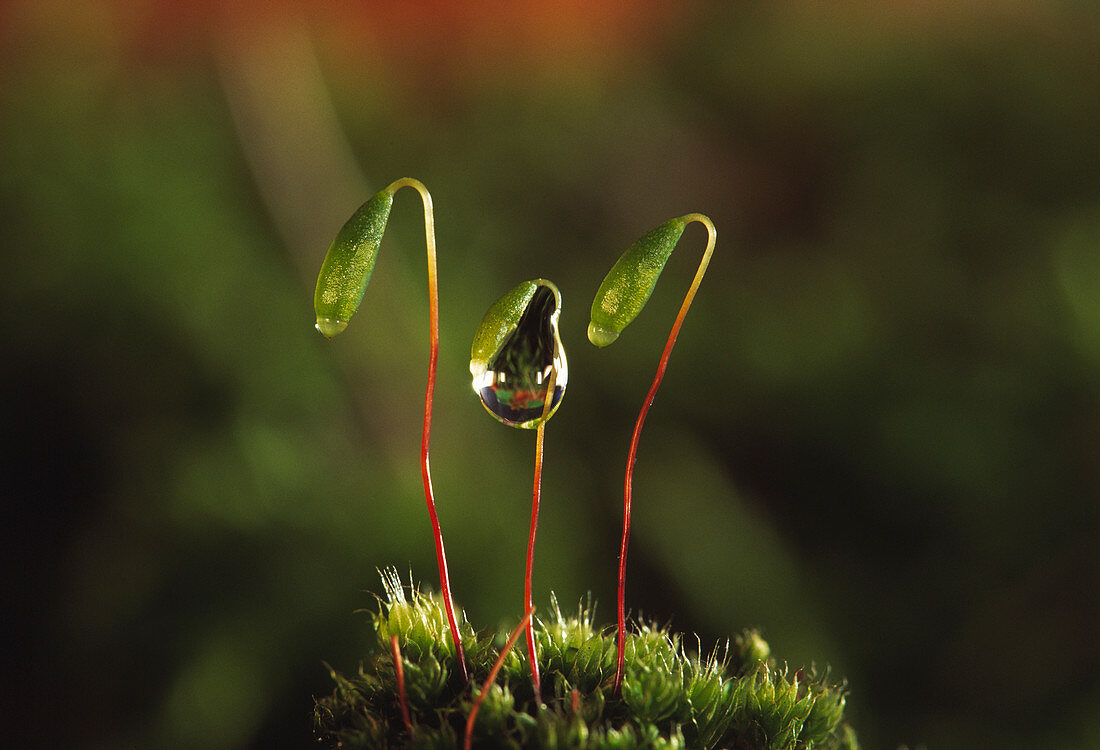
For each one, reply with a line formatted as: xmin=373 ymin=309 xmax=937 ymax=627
xmin=3 ymin=1 xmax=1098 ymax=748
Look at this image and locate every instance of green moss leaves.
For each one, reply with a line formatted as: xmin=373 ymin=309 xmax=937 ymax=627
xmin=315 ymin=574 xmax=857 ymax=750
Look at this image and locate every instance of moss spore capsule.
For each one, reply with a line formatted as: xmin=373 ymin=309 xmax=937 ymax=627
xmin=588 ymin=217 xmax=688 ymax=347
xmin=313 ymin=188 xmax=396 ymax=338
xmin=471 ymin=279 xmax=567 ymax=429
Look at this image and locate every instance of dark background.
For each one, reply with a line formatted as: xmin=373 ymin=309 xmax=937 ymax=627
xmin=2 ymin=1 xmax=1098 ymax=748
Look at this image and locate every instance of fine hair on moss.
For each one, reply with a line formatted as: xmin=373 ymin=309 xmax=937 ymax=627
xmin=314 ymin=570 xmax=858 ymax=750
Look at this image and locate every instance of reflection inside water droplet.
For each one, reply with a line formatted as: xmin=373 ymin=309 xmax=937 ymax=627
xmin=473 ymin=284 xmax=567 ymax=429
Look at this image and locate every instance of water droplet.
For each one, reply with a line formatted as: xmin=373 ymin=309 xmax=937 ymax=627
xmin=473 ymin=283 xmax=567 ymax=429
xmin=315 ymin=317 xmax=348 ymax=339
xmin=587 ymin=321 xmax=619 ymax=348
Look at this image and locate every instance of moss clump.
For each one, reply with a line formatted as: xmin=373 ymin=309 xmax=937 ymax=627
xmin=314 ymin=571 xmax=858 ymax=749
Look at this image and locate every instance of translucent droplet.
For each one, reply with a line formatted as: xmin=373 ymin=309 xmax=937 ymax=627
xmin=587 ymin=321 xmax=619 ymax=348
xmin=473 ymin=283 xmax=567 ymax=429
xmin=315 ymin=317 xmax=348 ymax=339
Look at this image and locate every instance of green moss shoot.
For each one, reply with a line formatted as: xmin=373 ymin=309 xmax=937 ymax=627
xmin=314 ymin=571 xmax=858 ymax=750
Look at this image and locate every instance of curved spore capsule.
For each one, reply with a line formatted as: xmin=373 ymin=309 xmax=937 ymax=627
xmin=471 ymin=279 xmax=567 ymax=429
xmin=588 ymin=217 xmax=688 ymax=347
xmin=313 ymin=189 xmax=395 ymax=338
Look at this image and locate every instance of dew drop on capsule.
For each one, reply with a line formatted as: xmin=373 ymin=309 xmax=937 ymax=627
xmin=473 ymin=283 xmax=568 ymax=429
xmin=315 ymin=317 xmax=349 ymax=338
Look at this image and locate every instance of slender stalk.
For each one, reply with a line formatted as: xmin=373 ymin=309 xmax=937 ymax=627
xmin=388 ymin=178 xmax=469 ymax=684
xmin=525 ymin=367 xmax=558 ymax=703
xmin=390 ymin=635 xmax=414 ymax=735
xmin=525 ymin=422 xmax=546 ymax=700
xmin=464 ymin=607 xmax=535 ymax=750
xmin=613 ymin=214 xmax=716 ymax=695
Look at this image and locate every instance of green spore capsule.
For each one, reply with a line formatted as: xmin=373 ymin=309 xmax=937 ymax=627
xmin=471 ymin=279 xmax=568 ymax=429
xmin=588 ymin=217 xmax=688 ymax=347
xmin=313 ymin=188 xmax=396 ymax=338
